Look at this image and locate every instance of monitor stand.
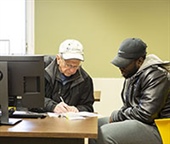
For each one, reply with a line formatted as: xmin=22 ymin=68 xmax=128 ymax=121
xmin=0 ymin=62 xmax=22 ymax=125
xmin=0 ymin=118 xmax=22 ymax=125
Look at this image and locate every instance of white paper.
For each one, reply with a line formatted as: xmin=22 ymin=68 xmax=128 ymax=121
xmin=47 ymin=111 xmax=102 ymax=120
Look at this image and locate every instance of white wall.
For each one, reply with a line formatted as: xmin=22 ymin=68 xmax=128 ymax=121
xmin=92 ymin=78 xmax=124 ymax=116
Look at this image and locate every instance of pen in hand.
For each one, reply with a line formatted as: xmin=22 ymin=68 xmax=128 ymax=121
xmin=60 ymin=96 xmax=68 ymax=111
xmin=60 ymin=96 xmax=65 ymax=103
xmin=59 ymin=96 xmax=78 ymax=113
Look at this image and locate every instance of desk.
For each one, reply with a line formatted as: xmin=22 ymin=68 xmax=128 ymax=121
xmin=0 ymin=116 xmax=97 ymax=144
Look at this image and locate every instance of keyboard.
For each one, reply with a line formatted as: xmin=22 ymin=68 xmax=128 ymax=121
xmin=9 ymin=110 xmax=47 ymax=119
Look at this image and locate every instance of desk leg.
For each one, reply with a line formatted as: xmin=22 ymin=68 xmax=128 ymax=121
xmin=0 ymin=137 xmax=84 ymax=144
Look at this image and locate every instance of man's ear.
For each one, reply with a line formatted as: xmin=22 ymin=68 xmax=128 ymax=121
xmin=137 ymin=57 xmax=144 ymax=66
xmin=56 ymin=54 xmax=61 ymax=64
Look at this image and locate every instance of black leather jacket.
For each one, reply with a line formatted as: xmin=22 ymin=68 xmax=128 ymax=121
xmin=44 ymin=56 xmax=94 ymax=112
xmin=111 ymin=54 xmax=170 ymax=124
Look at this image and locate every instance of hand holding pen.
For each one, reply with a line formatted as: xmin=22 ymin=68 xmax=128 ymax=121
xmin=53 ymin=97 xmax=79 ymax=114
xmin=60 ymin=97 xmax=79 ymax=113
xmin=53 ymin=97 xmax=69 ymax=113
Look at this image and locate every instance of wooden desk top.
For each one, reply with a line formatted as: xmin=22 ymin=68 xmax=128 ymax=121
xmin=0 ymin=117 xmax=97 ymax=138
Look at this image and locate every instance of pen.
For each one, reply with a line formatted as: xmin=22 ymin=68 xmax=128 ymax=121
xmin=60 ymin=96 xmax=64 ymax=103
xmin=60 ymin=96 xmax=68 ymax=111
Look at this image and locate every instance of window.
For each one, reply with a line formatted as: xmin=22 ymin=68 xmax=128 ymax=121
xmin=0 ymin=0 xmax=34 ymax=55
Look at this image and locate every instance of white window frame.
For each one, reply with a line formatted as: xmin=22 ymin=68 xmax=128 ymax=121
xmin=0 ymin=0 xmax=35 ymax=55
xmin=26 ymin=0 xmax=35 ymax=54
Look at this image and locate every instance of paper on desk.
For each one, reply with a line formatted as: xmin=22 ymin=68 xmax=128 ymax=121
xmin=47 ymin=112 xmax=85 ymax=120
xmin=47 ymin=112 xmax=59 ymax=117
xmin=13 ymin=111 xmax=28 ymax=114
xmin=64 ymin=112 xmax=86 ymax=120
xmin=47 ymin=111 xmax=101 ymax=120
xmin=75 ymin=111 xmax=101 ymax=117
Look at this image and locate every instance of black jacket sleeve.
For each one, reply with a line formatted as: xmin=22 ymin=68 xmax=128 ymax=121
xmin=111 ymin=66 xmax=170 ymax=124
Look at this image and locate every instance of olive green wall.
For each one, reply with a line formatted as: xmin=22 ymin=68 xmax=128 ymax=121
xmin=35 ymin=0 xmax=170 ymax=78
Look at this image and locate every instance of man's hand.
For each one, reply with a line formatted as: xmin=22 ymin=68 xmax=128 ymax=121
xmin=66 ymin=106 xmax=79 ymax=113
xmin=53 ymin=102 xmax=79 ymax=113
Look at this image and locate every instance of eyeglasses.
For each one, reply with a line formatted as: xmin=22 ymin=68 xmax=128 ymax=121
xmin=64 ymin=62 xmax=80 ymax=69
xmin=62 ymin=59 xmax=81 ymax=70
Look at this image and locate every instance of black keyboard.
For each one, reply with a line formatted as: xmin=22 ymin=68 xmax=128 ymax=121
xmin=9 ymin=111 xmax=47 ymax=119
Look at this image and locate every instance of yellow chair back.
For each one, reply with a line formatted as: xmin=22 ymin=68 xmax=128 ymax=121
xmin=155 ymin=118 xmax=170 ymax=144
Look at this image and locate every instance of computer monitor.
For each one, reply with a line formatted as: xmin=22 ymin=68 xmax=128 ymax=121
xmin=0 ymin=55 xmax=45 ymax=125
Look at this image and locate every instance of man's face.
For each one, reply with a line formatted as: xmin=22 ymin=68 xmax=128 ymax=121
xmin=57 ymin=55 xmax=81 ymax=77
xmin=119 ymin=60 xmax=139 ymax=79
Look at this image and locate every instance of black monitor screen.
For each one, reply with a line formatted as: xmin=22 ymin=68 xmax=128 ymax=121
xmin=0 ymin=55 xmax=45 ymax=124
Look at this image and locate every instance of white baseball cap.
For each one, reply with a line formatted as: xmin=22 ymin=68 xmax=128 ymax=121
xmin=59 ymin=39 xmax=84 ymax=61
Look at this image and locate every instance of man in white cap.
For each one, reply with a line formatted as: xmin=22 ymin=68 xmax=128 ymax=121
xmin=44 ymin=39 xmax=94 ymax=113
xmin=89 ymin=38 xmax=170 ymax=144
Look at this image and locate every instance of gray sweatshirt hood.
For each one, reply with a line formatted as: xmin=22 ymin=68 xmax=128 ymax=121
xmin=138 ymin=54 xmax=170 ymax=72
